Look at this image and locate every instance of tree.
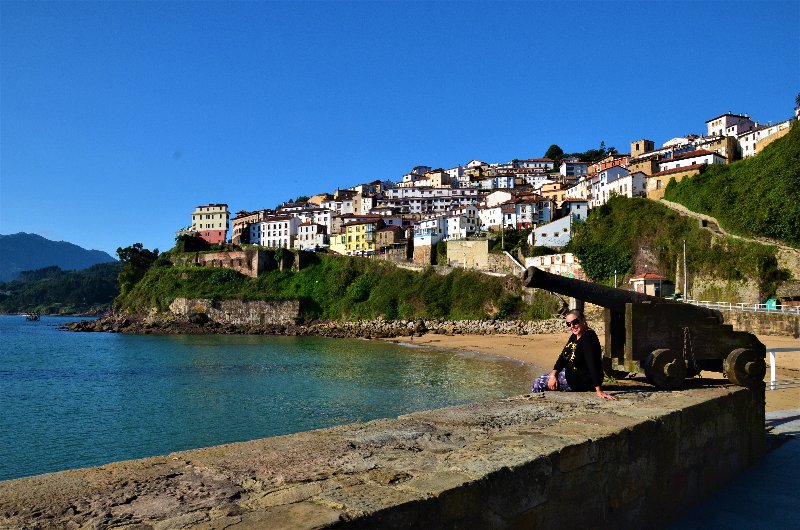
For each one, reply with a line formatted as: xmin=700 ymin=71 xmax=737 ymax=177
xmin=116 ymin=243 xmax=159 ymax=297
xmin=544 ymin=144 xmax=564 ymax=160
xmin=796 ymin=92 xmax=800 ymax=107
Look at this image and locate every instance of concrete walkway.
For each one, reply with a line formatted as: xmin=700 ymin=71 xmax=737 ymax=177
xmin=671 ymin=409 xmax=800 ymax=529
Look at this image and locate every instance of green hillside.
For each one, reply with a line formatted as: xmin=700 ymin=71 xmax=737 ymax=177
xmin=567 ymin=195 xmax=789 ymax=298
xmin=664 ymin=123 xmax=800 ymax=247
xmin=0 ymin=262 xmax=122 ymax=314
xmin=117 ymin=252 xmax=560 ymax=321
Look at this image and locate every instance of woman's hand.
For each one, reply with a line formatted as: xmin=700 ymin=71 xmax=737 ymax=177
xmin=595 ymin=388 xmax=617 ymax=400
xmin=547 ymin=373 xmax=558 ymax=390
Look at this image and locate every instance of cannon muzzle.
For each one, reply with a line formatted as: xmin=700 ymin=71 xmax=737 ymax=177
xmin=523 ymin=266 xmax=721 ymax=321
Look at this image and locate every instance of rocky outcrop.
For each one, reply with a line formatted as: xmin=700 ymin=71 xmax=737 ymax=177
xmin=65 ymin=313 xmax=573 ymax=338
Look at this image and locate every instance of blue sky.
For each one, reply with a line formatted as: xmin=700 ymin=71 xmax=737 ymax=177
xmin=1 ymin=1 xmax=798 ymax=256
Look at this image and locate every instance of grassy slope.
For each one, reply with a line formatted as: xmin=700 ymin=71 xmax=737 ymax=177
xmin=664 ymin=123 xmax=800 ymax=247
xmin=118 ymin=253 xmax=561 ymax=321
xmin=567 ymin=195 xmax=788 ymax=297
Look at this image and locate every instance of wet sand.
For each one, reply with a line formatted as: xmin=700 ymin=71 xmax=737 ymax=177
xmin=384 ymin=332 xmax=800 ymax=412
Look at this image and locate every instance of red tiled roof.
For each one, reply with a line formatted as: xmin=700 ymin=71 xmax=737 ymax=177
xmin=667 ymin=149 xmax=724 ymax=162
xmin=629 ymin=273 xmax=667 ymax=280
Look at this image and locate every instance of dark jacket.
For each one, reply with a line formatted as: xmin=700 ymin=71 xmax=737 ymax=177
xmin=553 ymin=329 xmax=604 ymax=391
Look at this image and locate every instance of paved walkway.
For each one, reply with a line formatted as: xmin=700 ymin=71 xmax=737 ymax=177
xmin=671 ymin=409 xmax=800 ymax=528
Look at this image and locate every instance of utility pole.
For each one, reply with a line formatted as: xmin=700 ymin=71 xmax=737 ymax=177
xmin=683 ymin=239 xmax=688 ymax=298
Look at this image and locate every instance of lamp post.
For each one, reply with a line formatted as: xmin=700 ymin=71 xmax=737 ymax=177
xmin=614 ymin=269 xmax=618 ymax=289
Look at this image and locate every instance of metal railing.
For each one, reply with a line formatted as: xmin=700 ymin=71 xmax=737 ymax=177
xmin=768 ymin=348 xmax=800 ymax=391
xmin=684 ymin=299 xmax=800 ymax=315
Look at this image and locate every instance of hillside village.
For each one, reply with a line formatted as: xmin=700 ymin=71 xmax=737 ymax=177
xmin=178 ymin=108 xmax=797 ymax=285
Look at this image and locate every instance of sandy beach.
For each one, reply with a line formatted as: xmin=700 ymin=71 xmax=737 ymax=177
xmin=385 ymin=331 xmax=800 ymax=412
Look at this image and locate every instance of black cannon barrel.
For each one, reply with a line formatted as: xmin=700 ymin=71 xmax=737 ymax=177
xmin=522 ymin=267 xmax=721 ymax=321
xmin=522 ymin=266 xmax=664 ymax=313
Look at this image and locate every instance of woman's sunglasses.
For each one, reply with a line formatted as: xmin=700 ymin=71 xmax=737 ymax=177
xmin=565 ymin=319 xmax=581 ymax=327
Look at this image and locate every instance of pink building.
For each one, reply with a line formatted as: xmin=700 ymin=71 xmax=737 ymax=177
xmin=191 ymin=203 xmax=230 ymax=244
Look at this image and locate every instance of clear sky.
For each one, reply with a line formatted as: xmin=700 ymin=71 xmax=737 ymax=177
xmin=1 ymin=1 xmax=798 ymax=256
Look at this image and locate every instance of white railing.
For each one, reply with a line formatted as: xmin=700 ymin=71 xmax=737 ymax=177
xmin=768 ymin=348 xmax=800 ymax=391
xmin=683 ymin=299 xmax=800 ymax=315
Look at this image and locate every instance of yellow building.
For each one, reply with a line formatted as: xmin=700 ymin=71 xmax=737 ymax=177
xmin=646 ymin=164 xmax=704 ymax=200
xmin=342 ymin=220 xmax=382 ymax=255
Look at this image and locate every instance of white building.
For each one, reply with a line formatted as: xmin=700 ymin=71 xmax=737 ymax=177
xmin=737 ymin=119 xmax=793 ymax=158
xmin=605 ymin=171 xmax=647 ymax=200
xmin=559 ymin=160 xmax=589 ymax=178
xmin=296 ymin=208 xmax=332 ymax=234
xmin=564 ymin=177 xmax=591 ymax=202
xmin=294 ymin=223 xmax=327 ymax=250
xmin=518 ymin=158 xmax=555 ymax=171
xmin=590 ymin=166 xmax=629 ymax=208
xmin=706 ymin=113 xmax=756 ymax=137
xmin=445 ymin=165 xmax=464 ymax=181
xmin=484 ymin=190 xmax=513 ymax=208
xmin=658 ymin=149 xmax=726 ymax=172
xmin=530 ymin=216 xmax=573 ymax=248
xmin=250 ymin=216 xmax=300 ymax=248
xmin=478 ymin=205 xmax=502 ymax=231
xmin=443 ymin=205 xmax=479 ymax=240
xmin=526 ymin=175 xmax=556 ymax=189
xmin=525 ymin=252 xmax=585 ymax=279
xmin=559 ymin=199 xmax=588 ymax=222
xmin=413 ymin=216 xmax=446 ymax=247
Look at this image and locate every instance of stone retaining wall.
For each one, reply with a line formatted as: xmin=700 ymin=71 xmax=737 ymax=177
xmin=721 ymin=309 xmax=800 ymax=338
xmin=0 ymin=383 xmax=764 ymax=529
xmin=169 ymin=298 xmax=300 ymax=326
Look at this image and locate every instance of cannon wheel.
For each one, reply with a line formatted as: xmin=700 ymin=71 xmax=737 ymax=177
xmin=724 ymin=348 xmax=766 ymax=389
xmin=644 ymin=349 xmax=686 ymax=390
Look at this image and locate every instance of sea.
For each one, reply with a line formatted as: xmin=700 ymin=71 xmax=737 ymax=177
xmin=0 ymin=315 xmax=537 ymax=482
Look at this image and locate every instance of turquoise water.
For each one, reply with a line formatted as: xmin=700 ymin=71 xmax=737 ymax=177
xmin=0 ymin=315 xmax=536 ymax=481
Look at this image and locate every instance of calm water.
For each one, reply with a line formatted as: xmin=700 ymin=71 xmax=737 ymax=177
xmin=0 ymin=315 xmax=536 ymax=481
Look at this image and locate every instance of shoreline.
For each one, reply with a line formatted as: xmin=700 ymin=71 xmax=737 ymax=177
xmin=385 ymin=332 xmax=800 ymax=413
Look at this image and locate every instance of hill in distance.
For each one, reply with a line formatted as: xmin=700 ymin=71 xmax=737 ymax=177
xmin=0 ymin=232 xmax=117 ymax=282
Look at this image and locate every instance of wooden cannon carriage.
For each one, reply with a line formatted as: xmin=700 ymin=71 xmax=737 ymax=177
xmin=523 ymin=267 xmax=766 ymax=389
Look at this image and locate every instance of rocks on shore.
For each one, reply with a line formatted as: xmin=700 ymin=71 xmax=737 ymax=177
xmin=64 ymin=314 xmax=578 ymax=338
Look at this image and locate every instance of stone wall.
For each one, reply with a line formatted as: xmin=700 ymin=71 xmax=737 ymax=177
xmin=169 ymin=297 xmax=300 ymax=326
xmin=413 ymin=245 xmax=434 ymax=266
xmin=173 ymin=248 xmax=270 ymax=277
xmin=721 ymin=309 xmax=800 ymax=338
xmin=0 ymin=384 xmax=765 ymax=529
xmin=447 ymin=239 xmax=489 ymax=269
xmin=487 ymin=253 xmax=518 ymax=274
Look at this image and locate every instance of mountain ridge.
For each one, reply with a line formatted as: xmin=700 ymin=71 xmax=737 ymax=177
xmin=0 ymin=232 xmax=116 ymax=282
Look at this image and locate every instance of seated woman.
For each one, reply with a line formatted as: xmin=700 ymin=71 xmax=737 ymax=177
xmin=531 ymin=309 xmax=617 ymax=401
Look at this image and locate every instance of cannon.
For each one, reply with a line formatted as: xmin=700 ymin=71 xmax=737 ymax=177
xmin=523 ymin=267 xmax=766 ymax=389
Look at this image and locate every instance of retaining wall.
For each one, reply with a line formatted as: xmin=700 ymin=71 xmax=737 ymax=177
xmin=0 ymin=382 xmax=764 ymax=529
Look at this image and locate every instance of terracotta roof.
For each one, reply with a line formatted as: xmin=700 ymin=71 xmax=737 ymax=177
xmin=342 ymin=219 xmax=381 ymax=227
xmin=629 ymin=273 xmax=667 ymax=280
xmin=666 ymin=149 xmax=725 ymax=162
xmin=649 ymin=163 xmax=706 ymax=178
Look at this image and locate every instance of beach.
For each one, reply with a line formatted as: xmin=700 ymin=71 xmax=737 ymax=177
xmin=386 ymin=332 xmax=800 ymax=412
